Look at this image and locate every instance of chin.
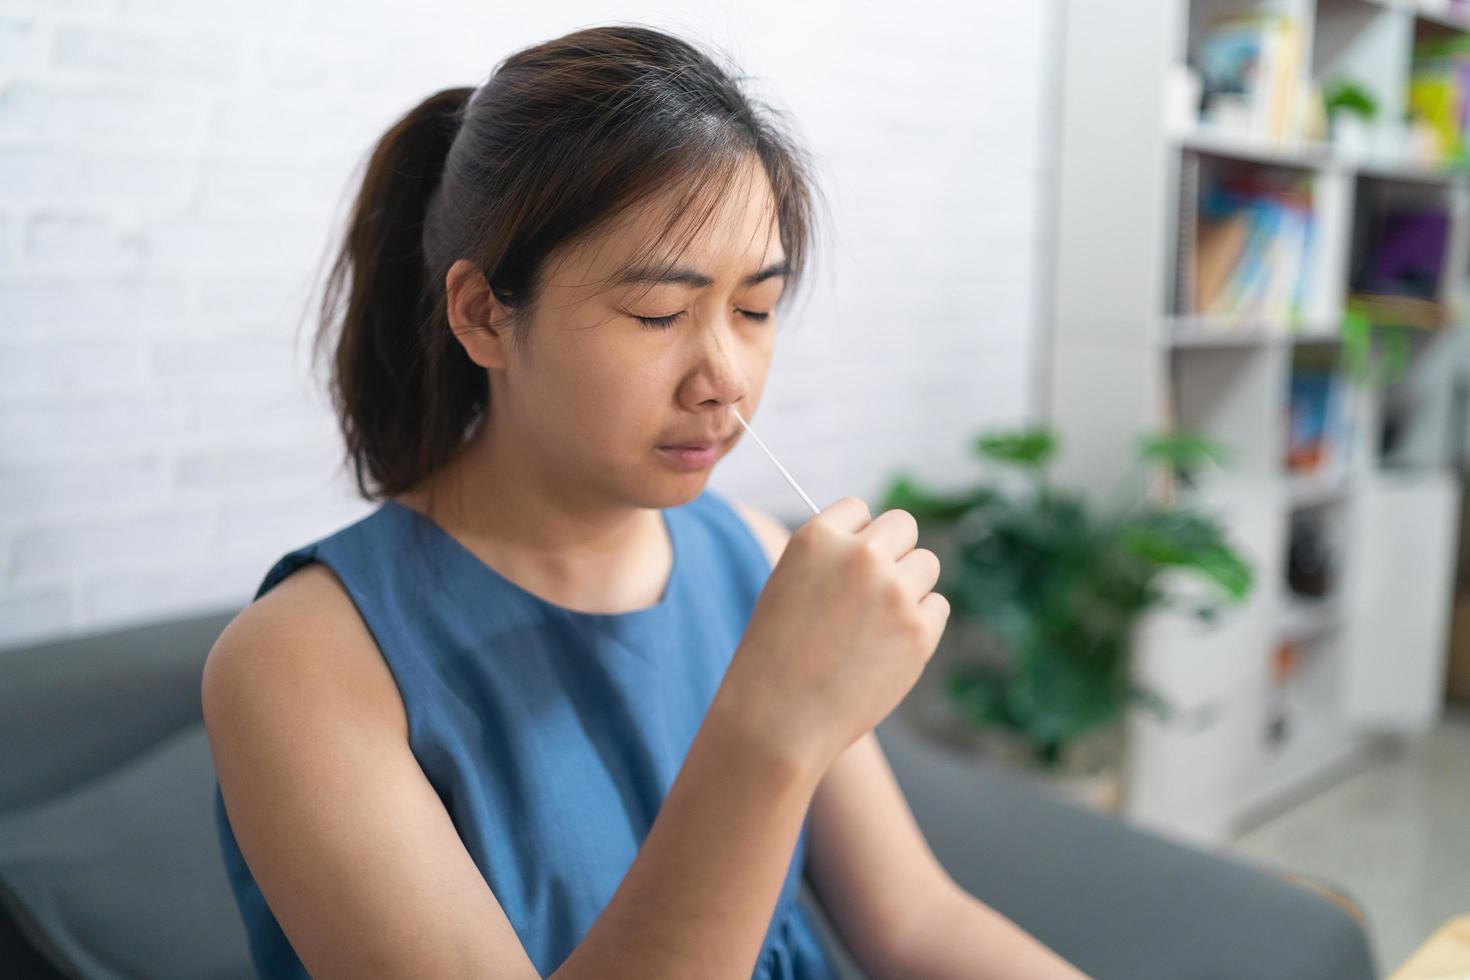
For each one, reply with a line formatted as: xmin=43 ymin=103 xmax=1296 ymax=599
xmin=640 ymin=465 xmax=716 ymax=509
xmin=655 ymin=472 xmax=713 ymax=506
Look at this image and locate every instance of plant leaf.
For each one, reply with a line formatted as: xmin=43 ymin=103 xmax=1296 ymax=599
xmin=1121 ymin=514 xmax=1254 ymax=600
xmin=1138 ymin=431 xmax=1231 ymax=471
xmin=878 ymin=474 xmax=997 ymax=525
xmin=973 ymin=428 xmax=1058 ymax=469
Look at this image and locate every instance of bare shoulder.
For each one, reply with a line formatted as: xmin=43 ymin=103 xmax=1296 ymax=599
xmin=201 ymin=561 xmax=407 ymax=744
xmin=200 ymin=563 xmax=538 ymax=975
xmin=728 ymin=498 xmax=794 ymax=568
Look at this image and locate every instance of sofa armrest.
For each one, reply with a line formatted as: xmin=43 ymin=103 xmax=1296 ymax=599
xmin=866 ymin=715 xmax=1377 ymax=980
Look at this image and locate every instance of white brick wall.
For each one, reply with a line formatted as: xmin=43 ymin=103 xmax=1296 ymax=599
xmin=0 ymin=0 xmax=1059 ymax=650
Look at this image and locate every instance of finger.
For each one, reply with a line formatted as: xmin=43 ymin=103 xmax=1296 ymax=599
xmin=813 ymin=495 xmax=872 ymax=534
xmin=894 ymin=547 xmax=941 ymax=601
xmin=917 ymin=591 xmax=951 ymax=650
xmin=856 ymin=508 xmax=919 ymax=562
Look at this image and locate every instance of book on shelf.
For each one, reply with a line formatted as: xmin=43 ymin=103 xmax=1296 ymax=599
xmin=1348 ymin=204 xmax=1450 ymax=329
xmin=1286 ymin=368 xmax=1352 ymax=479
xmin=1194 ymin=8 xmax=1302 ymax=141
xmin=1174 ymin=157 xmax=1315 ymax=323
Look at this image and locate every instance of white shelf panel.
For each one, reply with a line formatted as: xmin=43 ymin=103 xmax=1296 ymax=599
xmin=1288 ymin=328 xmax=1344 ymax=345
xmin=1172 ymin=127 xmax=1335 ymax=170
xmin=1161 ymin=316 xmax=1348 ymax=347
xmin=1165 ymin=317 xmax=1282 ymax=347
xmin=1172 ymin=126 xmax=1470 ymax=186
xmin=1366 ymin=0 xmax=1470 ymax=32
xmin=1279 ymin=594 xmax=1347 ymax=641
xmin=1286 ymin=471 xmax=1353 ymax=507
xmin=1352 ymin=158 xmax=1470 ymax=185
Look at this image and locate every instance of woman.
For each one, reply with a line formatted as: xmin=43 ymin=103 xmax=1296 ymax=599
xmin=202 ymin=24 xmax=1086 ymax=980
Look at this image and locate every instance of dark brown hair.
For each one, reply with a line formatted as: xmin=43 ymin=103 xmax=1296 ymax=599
xmin=313 ymin=24 xmax=823 ymax=502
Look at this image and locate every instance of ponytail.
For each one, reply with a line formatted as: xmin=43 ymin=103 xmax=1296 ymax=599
xmin=315 ymin=86 xmax=485 ymax=500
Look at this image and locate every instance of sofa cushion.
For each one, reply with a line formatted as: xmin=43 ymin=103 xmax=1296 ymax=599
xmin=0 ymin=721 xmax=252 ymax=979
xmin=0 ymin=610 xmax=237 ymax=812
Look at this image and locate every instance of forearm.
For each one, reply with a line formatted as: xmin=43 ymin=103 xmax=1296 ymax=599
xmin=550 ymin=688 xmax=822 ymax=980
xmin=880 ymin=881 xmax=1091 ymax=980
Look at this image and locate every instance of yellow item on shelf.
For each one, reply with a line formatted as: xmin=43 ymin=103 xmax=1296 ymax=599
xmin=1409 ymin=73 xmax=1461 ymax=159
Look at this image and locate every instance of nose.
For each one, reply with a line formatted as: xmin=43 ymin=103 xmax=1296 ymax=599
xmin=686 ymin=314 xmax=750 ymax=410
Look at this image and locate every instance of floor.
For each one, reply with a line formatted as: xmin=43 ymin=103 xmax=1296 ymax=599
xmin=1227 ymin=701 xmax=1470 ymax=976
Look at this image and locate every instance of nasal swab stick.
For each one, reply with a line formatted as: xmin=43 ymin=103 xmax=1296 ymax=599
xmin=731 ymin=407 xmax=821 ymax=517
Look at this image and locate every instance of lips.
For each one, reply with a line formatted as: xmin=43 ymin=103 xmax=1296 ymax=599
xmin=659 ymin=431 xmax=733 ymax=451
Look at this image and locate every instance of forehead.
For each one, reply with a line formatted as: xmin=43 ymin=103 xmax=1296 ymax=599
xmin=548 ymin=156 xmax=782 ymax=291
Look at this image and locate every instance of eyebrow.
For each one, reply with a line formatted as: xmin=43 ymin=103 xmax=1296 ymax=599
xmin=613 ymin=259 xmax=790 ymax=289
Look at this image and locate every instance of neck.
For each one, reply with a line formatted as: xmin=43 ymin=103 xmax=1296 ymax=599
xmin=395 ymin=413 xmax=672 ymax=611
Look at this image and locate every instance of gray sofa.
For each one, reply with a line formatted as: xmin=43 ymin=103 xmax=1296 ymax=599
xmin=0 ymin=609 xmax=1379 ymax=979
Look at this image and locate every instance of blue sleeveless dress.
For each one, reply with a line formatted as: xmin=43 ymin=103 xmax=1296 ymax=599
xmin=213 ymin=488 xmax=840 ymax=979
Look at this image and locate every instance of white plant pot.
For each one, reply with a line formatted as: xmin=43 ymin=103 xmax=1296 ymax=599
xmin=1331 ymin=111 xmax=1370 ymax=160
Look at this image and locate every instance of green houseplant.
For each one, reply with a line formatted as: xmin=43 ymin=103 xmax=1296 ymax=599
xmin=1322 ymin=79 xmax=1378 ymax=158
xmin=1322 ymin=79 xmax=1378 ymax=124
xmin=878 ymin=427 xmax=1254 ymax=773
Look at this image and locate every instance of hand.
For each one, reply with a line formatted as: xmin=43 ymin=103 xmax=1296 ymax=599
xmin=718 ymin=496 xmax=950 ymax=773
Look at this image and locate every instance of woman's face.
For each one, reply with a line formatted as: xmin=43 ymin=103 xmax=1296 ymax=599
xmin=460 ymin=155 xmax=786 ymax=511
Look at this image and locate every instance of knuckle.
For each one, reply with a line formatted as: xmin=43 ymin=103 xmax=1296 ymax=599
xmin=855 ymin=539 xmax=887 ymax=572
xmin=792 ymin=519 xmax=829 ymax=551
xmin=904 ymin=610 xmax=929 ymax=645
xmin=888 ymin=508 xmax=919 ymax=535
xmin=789 ymin=521 xmax=815 ymax=549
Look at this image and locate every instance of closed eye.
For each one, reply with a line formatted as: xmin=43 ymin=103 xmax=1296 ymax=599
xmin=634 ymin=312 xmax=683 ymax=330
xmin=633 ymin=310 xmax=772 ymax=331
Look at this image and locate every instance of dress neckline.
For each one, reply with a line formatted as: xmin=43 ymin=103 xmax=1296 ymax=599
xmin=381 ymin=498 xmax=682 ymax=622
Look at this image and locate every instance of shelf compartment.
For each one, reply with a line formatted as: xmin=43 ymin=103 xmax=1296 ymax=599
xmin=1347 ymin=174 xmax=1458 ymax=322
xmin=1170 ymin=344 xmax=1288 ymax=479
xmin=1173 ymin=151 xmax=1326 ymax=326
xmin=1284 ymin=344 xmax=1356 ymax=482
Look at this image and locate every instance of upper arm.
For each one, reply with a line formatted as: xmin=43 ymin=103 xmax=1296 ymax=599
xmin=731 ymin=498 xmax=958 ymax=972
xmin=730 ymin=498 xmax=793 ymax=569
xmin=201 ymin=564 xmax=540 ymax=980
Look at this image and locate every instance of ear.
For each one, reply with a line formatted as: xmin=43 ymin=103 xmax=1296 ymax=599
xmin=445 ymin=258 xmax=516 ymax=370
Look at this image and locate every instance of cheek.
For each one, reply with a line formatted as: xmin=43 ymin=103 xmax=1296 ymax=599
xmin=744 ymin=331 xmax=775 ymax=383
xmin=559 ymin=346 xmax=669 ymax=427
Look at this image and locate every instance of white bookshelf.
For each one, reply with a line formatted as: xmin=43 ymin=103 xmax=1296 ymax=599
xmin=1050 ymin=0 xmax=1466 ymax=843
